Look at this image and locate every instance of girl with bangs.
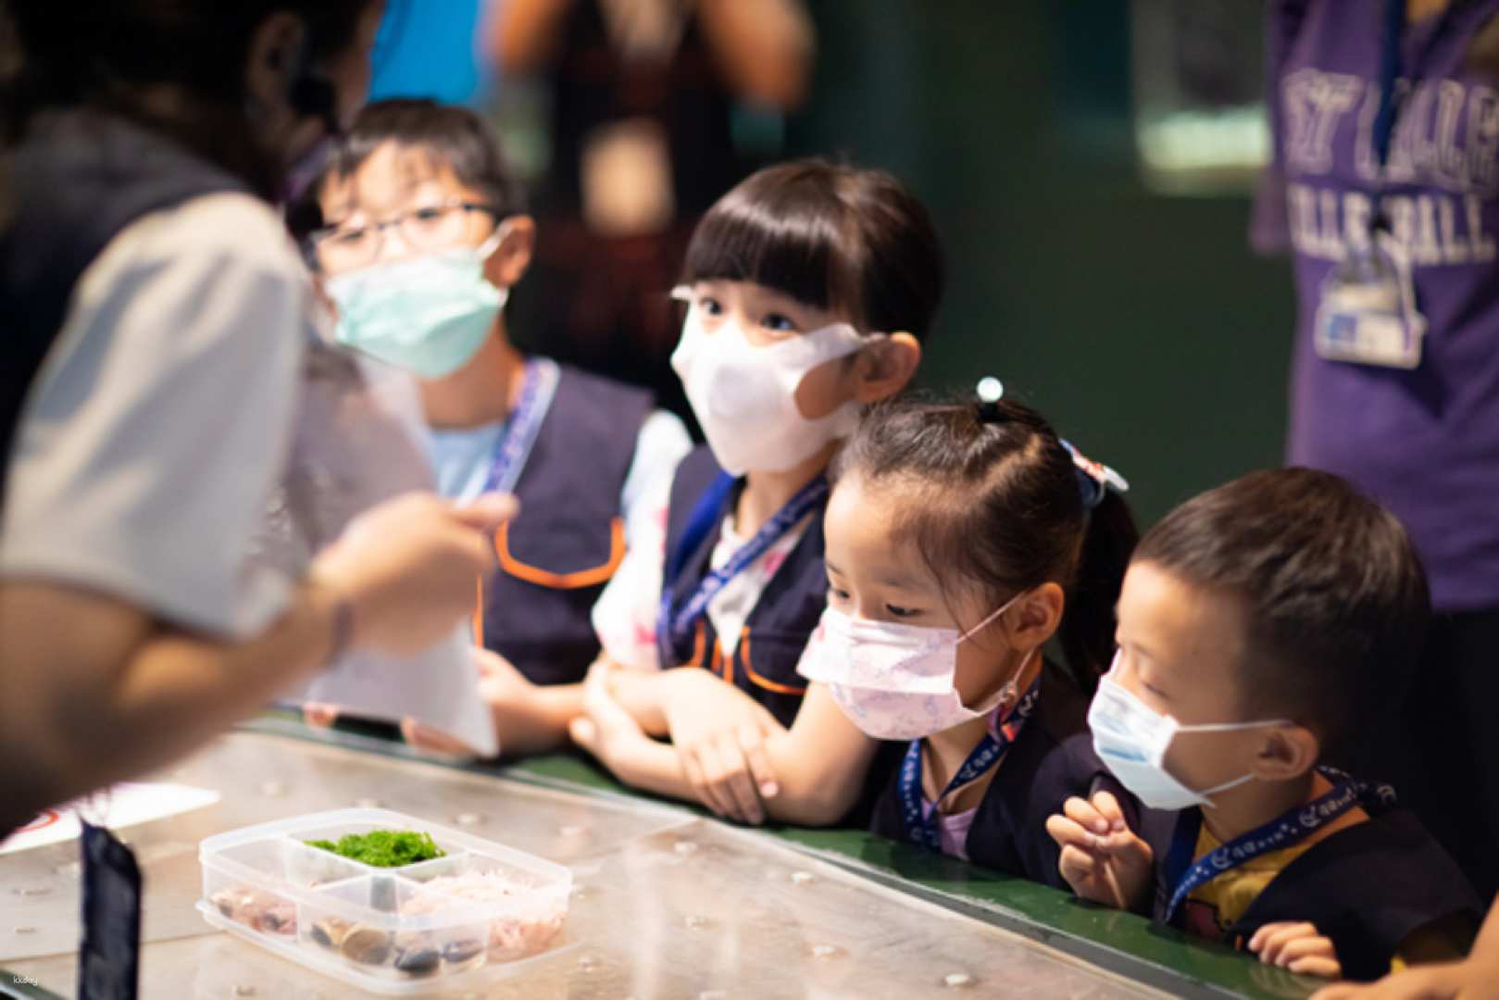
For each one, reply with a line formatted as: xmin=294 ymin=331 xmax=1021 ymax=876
xmin=575 ymin=159 xmax=941 ymax=825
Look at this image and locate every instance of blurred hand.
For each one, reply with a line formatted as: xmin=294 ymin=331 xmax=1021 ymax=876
xmin=312 ymin=491 xmax=515 ymax=656
xmin=1310 ymin=956 xmax=1499 ymax=1000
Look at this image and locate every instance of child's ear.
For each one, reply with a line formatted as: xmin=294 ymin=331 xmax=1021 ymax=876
xmin=1251 ymin=724 xmax=1321 ymax=781
xmin=853 ymin=333 xmax=921 ymax=404
xmin=1011 ymin=582 xmax=1065 ymax=651
xmin=484 ymin=214 xmax=536 ymax=289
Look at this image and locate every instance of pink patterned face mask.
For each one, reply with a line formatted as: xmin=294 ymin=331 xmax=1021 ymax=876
xmin=797 ymin=593 xmax=1033 ymax=740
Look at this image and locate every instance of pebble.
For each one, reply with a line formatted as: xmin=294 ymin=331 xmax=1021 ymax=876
xmin=310 ymin=916 xmax=353 ymax=950
xmin=341 ymin=925 xmax=393 ymax=965
xmin=685 ymin=915 xmax=713 ymax=930
xmin=394 ymin=946 xmax=440 ymax=976
xmin=233 ymin=986 xmax=256 ymax=997
xmin=790 ymin=871 xmax=816 ymax=886
xmin=559 ymin=824 xmax=586 ymax=837
xmin=354 ymin=797 xmax=383 ymax=809
xmin=672 ymin=840 xmax=698 ymax=856
xmin=257 ymin=781 xmax=285 ymax=797
xmin=454 ymin=812 xmax=482 ymax=827
xmin=16 ymin=886 xmax=50 ymax=897
xmin=810 ymin=944 xmax=840 ymax=959
xmin=12 ymin=926 xmax=37 ymax=935
xmin=943 ymin=973 xmax=975 ymax=989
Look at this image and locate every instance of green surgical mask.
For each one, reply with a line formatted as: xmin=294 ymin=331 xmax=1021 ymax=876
xmin=328 ymin=236 xmax=507 ymax=379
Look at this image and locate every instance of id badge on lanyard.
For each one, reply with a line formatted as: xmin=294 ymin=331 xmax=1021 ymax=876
xmin=1314 ymin=230 xmax=1425 ymax=369
xmin=1313 ymin=0 xmax=1448 ymax=371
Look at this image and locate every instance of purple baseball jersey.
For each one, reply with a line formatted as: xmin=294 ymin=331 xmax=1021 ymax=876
xmin=1260 ymin=0 xmax=1499 ymax=610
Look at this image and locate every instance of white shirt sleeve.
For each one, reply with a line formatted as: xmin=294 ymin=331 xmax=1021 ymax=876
xmin=590 ymin=410 xmax=693 ymax=670
xmin=0 ymin=193 xmax=308 ymax=638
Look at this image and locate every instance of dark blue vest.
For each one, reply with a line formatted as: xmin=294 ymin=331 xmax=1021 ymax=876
xmin=0 ymin=110 xmax=244 ymax=504
xmin=656 ymin=445 xmax=828 ymax=728
xmin=1142 ymin=795 xmax=1483 ymax=981
xmin=479 ymin=364 xmax=653 ymax=685
xmin=869 ymin=663 xmax=1144 ymax=892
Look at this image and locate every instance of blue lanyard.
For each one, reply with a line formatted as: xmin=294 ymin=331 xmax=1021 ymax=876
xmin=1163 ymin=766 xmax=1397 ymax=922
xmin=1372 ymin=0 xmax=1463 ymax=177
xmin=898 ymin=678 xmax=1042 ymax=852
xmin=656 ymin=474 xmax=828 ymax=655
xmin=482 ymin=358 xmax=559 ymax=496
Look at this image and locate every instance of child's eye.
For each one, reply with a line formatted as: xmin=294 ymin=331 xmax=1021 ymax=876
xmin=760 ymin=312 xmax=798 ymax=333
xmin=826 ymin=585 xmax=851 ymax=603
xmin=699 ymin=296 xmax=724 ymax=316
xmin=885 ymin=604 xmax=921 ymax=619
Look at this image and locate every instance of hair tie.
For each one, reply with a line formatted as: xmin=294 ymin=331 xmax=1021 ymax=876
xmin=975 ymin=376 xmax=1005 ymax=423
xmin=1060 ymin=439 xmax=1130 ymax=510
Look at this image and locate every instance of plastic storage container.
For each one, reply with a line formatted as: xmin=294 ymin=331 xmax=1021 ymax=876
xmin=197 ymin=808 xmax=572 ymax=994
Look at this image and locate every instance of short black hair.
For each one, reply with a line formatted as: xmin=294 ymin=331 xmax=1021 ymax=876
xmin=681 ymin=159 xmax=945 ymax=341
xmin=288 ymin=98 xmax=524 ymax=237
xmin=1134 ymin=468 xmax=1430 ymax=748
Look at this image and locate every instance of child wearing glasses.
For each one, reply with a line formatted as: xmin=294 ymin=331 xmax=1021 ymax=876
xmin=291 ymin=98 xmax=691 ymax=756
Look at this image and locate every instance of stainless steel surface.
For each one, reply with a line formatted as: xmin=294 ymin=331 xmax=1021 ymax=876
xmin=2 ymin=733 xmax=1167 ymax=998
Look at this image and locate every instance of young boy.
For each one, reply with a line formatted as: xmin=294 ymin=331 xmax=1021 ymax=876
xmin=1048 ymin=468 xmax=1482 ymax=981
xmin=291 ymin=99 xmax=691 ymax=753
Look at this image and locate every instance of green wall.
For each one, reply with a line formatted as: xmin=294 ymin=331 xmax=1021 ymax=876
xmin=787 ymin=0 xmax=1296 ymax=525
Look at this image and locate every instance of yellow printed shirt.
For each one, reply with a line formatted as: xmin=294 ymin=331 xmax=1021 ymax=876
xmin=1180 ymin=825 xmax=1310 ymax=943
xmin=1179 ymin=825 xmax=1471 ymax=972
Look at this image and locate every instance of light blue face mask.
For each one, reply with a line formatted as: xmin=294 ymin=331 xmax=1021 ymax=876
xmin=327 ymin=232 xmax=508 ymax=380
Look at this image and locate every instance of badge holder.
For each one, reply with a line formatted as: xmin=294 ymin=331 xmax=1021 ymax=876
xmin=77 ymin=788 xmax=142 ymax=1000
xmin=1314 ymin=229 xmax=1425 ymax=370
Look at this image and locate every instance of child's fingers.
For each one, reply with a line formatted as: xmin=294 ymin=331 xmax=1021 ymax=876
xmin=1062 ymin=795 xmax=1111 ymax=837
xmin=1090 ymin=790 xmax=1130 ymax=830
xmin=1253 ymin=922 xmax=1319 ymax=965
xmin=1056 ymin=843 xmax=1101 ymax=885
xmin=690 ymin=742 xmax=738 ymax=818
xmin=1046 ymin=813 xmax=1099 ymax=850
xmin=1286 ymin=951 xmax=1342 ymax=979
xmin=709 ymin=732 xmax=765 ymax=824
xmin=568 ymin=715 xmax=599 ymax=752
xmin=1277 ymin=935 xmax=1337 ymax=968
xmin=736 ymin=722 xmax=780 ymax=800
xmin=679 ymin=746 xmax=724 ymax=817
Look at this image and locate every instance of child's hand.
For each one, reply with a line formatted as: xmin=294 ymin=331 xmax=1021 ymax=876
xmin=1045 ymin=790 xmax=1154 ymax=911
xmin=1250 ymin=922 xmax=1342 ymax=979
xmin=593 ymin=658 xmax=669 ymax=735
xmin=569 ymin=666 xmax=653 ymax=770
xmin=663 ymin=670 xmax=783 ymax=825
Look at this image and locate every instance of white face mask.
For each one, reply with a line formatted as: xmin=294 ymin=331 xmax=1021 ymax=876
xmin=798 ymin=592 xmax=1031 ymax=741
xmin=1088 ymin=654 xmax=1292 ymax=811
xmin=670 ymin=291 xmax=879 ymax=476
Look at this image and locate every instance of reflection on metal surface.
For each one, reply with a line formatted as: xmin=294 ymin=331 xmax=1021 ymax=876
xmin=3 ymin=732 xmax=1169 ymax=998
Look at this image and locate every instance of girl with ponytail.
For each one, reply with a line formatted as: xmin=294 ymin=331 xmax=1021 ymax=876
xmin=578 ymin=383 xmax=1145 ymax=886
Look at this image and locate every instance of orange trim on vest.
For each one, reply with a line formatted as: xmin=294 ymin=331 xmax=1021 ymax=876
xmin=494 ymin=516 xmax=626 ymax=590
xmin=473 ymin=576 xmax=484 ymax=645
xmin=738 ymin=628 xmax=807 ymax=696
